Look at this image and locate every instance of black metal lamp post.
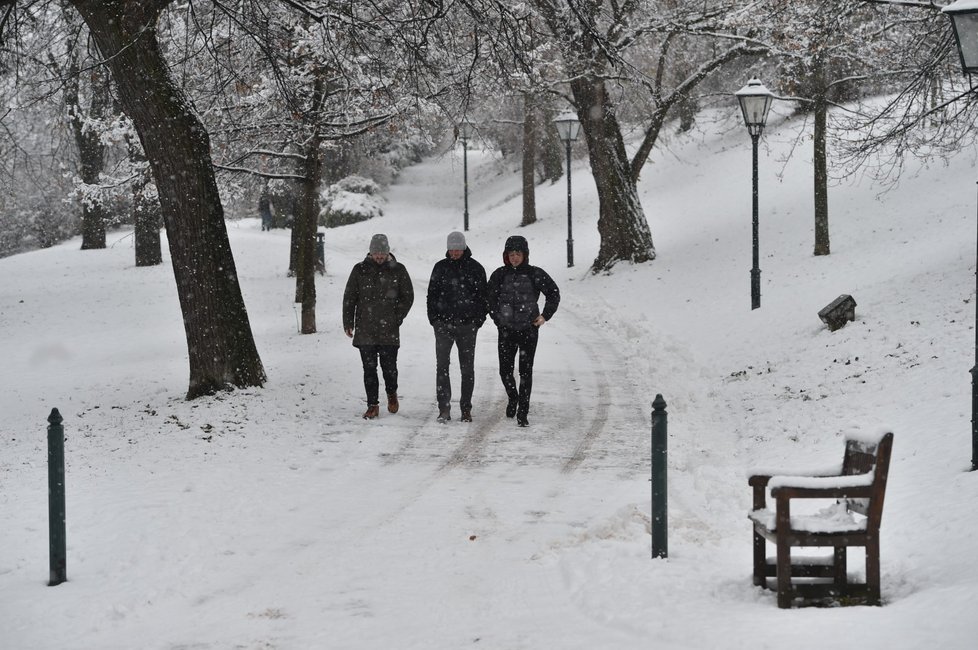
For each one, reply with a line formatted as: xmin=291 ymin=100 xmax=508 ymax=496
xmin=458 ymin=119 xmax=476 ymax=232
xmin=944 ymin=0 xmax=978 ymax=471
xmin=553 ymin=112 xmax=582 ymax=267
xmin=735 ymin=79 xmax=775 ymax=311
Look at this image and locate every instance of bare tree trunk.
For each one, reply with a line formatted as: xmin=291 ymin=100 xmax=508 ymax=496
xmin=521 ymin=92 xmax=537 ymax=226
xmin=813 ymin=91 xmax=830 ymax=256
xmin=293 ymin=124 xmax=322 ymax=333
xmin=71 ymin=0 xmax=265 ymax=398
xmin=66 ymin=52 xmax=110 ymax=250
xmin=571 ymin=76 xmax=656 ymax=272
xmin=538 ymin=104 xmax=563 ymax=184
xmin=134 ymin=169 xmax=163 ymax=266
xmin=294 ymin=140 xmax=320 ymax=333
xmin=124 ymin=134 xmax=163 ymax=266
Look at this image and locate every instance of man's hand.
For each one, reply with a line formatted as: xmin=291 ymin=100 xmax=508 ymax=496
xmin=532 ymin=315 xmax=546 ymax=327
xmin=344 ymin=328 xmax=354 ymax=338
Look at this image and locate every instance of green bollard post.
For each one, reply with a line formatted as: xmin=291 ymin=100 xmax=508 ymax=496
xmin=651 ymin=394 xmax=668 ymax=559
xmin=47 ymin=408 xmax=67 ymax=586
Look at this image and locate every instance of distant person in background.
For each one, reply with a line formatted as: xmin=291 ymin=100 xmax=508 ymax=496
xmin=259 ymin=189 xmax=273 ymax=231
xmin=487 ymin=235 xmax=560 ymax=427
xmin=343 ymin=234 xmax=414 ymax=419
xmin=427 ymin=231 xmax=488 ymax=423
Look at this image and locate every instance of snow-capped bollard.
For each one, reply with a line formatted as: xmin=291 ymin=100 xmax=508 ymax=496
xmin=47 ymin=408 xmax=67 ymax=586
xmin=651 ymin=394 xmax=668 ymax=559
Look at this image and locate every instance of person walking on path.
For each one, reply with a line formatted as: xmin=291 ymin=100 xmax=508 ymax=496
xmin=343 ymin=233 xmax=414 ymax=419
xmin=427 ymin=231 xmax=488 ymax=423
xmin=487 ymin=235 xmax=560 ymax=427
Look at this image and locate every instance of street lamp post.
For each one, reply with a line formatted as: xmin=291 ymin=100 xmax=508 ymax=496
xmin=735 ymin=78 xmax=775 ymax=311
xmin=458 ymin=119 xmax=476 ymax=232
xmin=943 ymin=0 xmax=978 ymax=471
xmin=553 ymin=112 xmax=581 ymax=267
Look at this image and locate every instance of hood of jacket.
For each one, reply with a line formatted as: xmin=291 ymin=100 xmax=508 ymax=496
xmin=502 ymin=235 xmax=529 ymax=266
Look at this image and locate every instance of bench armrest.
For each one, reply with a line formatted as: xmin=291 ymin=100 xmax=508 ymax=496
xmin=747 ymin=462 xmax=843 ymax=484
xmin=769 ymin=472 xmax=873 ymax=497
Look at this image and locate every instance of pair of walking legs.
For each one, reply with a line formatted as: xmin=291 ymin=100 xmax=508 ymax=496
xmin=434 ymin=324 xmax=479 ymax=419
xmin=497 ymin=327 xmax=538 ymax=425
xmin=359 ymin=345 xmax=398 ymax=406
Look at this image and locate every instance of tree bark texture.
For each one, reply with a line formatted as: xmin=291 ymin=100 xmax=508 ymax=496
xmin=70 ymin=0 xmax=265 ymax=398
xmin=293 ymin=131 xmax=322 ymax=334
xmin=521 ymin=92 xmax=537 ymax=227
xmin=66 ymin=56 xmax=110 ymax=250
xmin=134 ymin=170 xmax=163 ymax=267
xmin=813 ymin=92 xmax=830 ymax=256
xmin=570 ymin=76 xmax=656 ymax=272
xmin=125 ymin=135 xmax=163 ymax=267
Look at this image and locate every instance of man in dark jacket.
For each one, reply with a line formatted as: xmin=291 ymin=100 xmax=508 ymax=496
xmin=487 ymin=235 xmax=560 ymax=427
xmin=343 ymin=233 xmax=414 ymax=419
xmin=427 ymin=231 xmax=488 ymax=423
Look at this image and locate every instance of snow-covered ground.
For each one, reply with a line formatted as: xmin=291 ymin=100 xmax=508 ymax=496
xmin=2 ymin=105 xmax=977 ymax=649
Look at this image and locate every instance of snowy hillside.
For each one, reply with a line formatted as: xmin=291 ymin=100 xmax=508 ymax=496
xmin=2 ymin=105 xmax=977 ymax=649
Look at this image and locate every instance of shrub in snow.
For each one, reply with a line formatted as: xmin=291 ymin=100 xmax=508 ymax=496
xmin=320 ymin=175 xmax=384 ymax=228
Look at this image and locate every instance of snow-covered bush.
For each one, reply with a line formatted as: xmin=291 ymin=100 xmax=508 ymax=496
xmin=320 ymin=175 xmax=384 ymax=228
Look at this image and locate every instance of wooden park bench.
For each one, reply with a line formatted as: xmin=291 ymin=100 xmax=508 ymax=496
xmin=747 ymin=431 xmax=894 ymax=608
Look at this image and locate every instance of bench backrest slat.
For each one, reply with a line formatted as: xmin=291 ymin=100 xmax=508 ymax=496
xmin=841 ymin=433 xmax=893 ymax=527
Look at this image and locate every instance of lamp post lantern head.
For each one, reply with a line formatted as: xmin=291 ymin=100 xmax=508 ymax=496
xmin=735 ymin=78 xmax=775 ymax=138
xmin=553 ymin=112 xmax=581 ymax=142
xmin=945 ymin=1 xmax=978 ymax=75
xmin=458 ymin=119 xmax=476 ymax=143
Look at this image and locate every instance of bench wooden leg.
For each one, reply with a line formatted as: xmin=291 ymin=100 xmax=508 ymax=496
xmin=753 ymin=530 xmax=767 ymax=587
xmin=776 ymin=537 xmax=792 ymax=608
xmin=866 ymin=536 xmax=881 ymax=606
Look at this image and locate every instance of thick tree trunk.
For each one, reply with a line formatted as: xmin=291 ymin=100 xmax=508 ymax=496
xmin=134 ymin=171 xmax=163 ymax=267
xmin=125 ymin=135 xmax=163 ymax=266
xmin=521 ymin=92 xmax=537 ymax=227
xmin=67 ymin=57 xmax=110 ymax=250
xmin=71 ymin=0 xmax=265 ymax=398
xmin=538 ymin=105 xmax=564 ymax=184
xmin=570 ymin=76 xmax=656 ymax=272
xmin=293 ymin=134 xmax=321 ymax=333
xmin=813 ymin=93 xmax=830 ymax=256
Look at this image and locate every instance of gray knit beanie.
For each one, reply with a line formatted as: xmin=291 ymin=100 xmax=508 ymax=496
xmin=369 ymin=233 xmax=390 ymax=254
xmin=446 ymin=231 xmax=466 ymax=250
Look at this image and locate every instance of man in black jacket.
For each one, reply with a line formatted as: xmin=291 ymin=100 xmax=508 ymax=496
xmin=487 ymin=235 xmax=560 ymax=427
xmin=427 ymin=231 xmax=488 ymax=423
xmin=343 ymin=233 xmax=414 ymax=420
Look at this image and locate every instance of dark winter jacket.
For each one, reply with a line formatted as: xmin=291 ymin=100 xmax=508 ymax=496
xmin=487 ymin=245 xmax=560 ymax=331
xmin=426 ymin=248 xmax=488 ymax=329
xmin=343 ymin=253 xmax=414 ymax=347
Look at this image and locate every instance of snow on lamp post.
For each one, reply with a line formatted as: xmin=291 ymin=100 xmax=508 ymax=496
xmin=944 ymin=0 xmax=978 ymax=471
xmin=735 ymin=78 xmax=775 ymax=311
xmin=553 ymin=112 xmax=581 ymax=268
xmin=458 ymin=119 xmax=476 ymax=232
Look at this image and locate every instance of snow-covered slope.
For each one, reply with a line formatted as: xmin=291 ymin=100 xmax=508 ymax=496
xmin=2 ymin=106 xmax=976 ymax=648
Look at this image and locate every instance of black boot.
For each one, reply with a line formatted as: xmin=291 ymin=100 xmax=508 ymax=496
xmin=506 ymin=396 xmax=518 ymax=418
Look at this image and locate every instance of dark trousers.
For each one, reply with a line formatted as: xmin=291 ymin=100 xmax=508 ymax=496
xmin=434 ymin=323 xmax=480 ymax=411
xmin=359 ymin=345 xmax=398 ymax=405
xmin=497 ymin=326 xmax=539 ymax=417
